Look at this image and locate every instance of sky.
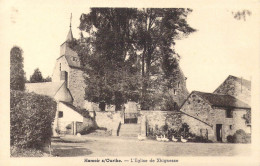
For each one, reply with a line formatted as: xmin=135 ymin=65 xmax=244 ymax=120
xmin=1 ymin=0 xmax=259 ymax=93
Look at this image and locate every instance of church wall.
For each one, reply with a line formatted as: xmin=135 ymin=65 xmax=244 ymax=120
xmin=140 ymin=110 xmax=182 ymax=134
xmin=68 ymin=68 xmax=86 ymax=108
xmin=52 ymin=56 xmax=70 ymax=82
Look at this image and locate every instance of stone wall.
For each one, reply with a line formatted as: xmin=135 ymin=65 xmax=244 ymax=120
xmin=94 ymin=111 xmax=124 ymax=136
xmin=181 ymin=114 xmax=214 ymax=140
xmin=214 ymin=76 xmax=251 ymax=105
xmin=181 ymin=93 xmax=212 ymax=125
xmin=140 ymin=111 xmax=182 ymax=133
xmin=69 ymin=68 xmax=86 ymax=108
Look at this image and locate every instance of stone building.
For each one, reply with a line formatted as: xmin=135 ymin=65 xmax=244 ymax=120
xmin=180 ymin=76 xmax=251 ymax=142
xmin=26 ymin=25 xmax=89 ymax=135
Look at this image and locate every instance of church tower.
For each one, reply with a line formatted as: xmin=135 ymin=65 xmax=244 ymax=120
xmin=52 ymin=14 xmax=86 ymax=108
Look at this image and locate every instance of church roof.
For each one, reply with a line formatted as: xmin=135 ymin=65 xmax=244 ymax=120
xmin=25 ymin=81 xmax=73 ymax=103
xmin=58 ymin=25 xmax=82 ymax=69
xmin=25 ymin=82 xmax=64 ymax=97
xmin=192 ymin=91 xmax=250 ymax=109
xmin=66 ymin=28 xmax=74 ymax=42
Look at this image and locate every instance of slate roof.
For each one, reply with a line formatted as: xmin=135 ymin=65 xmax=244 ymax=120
xmin=193 ymin=91 xmax=251 ymax=109
xmin=25 ymin=81 xmax=65 ymax=98
xmin=60 ymin=101 xmax=91 ymax=118
xmin=58 ymin=44 xmax=81 ymax=69
xmin=66 ymin=28 xmax=73 ymax=42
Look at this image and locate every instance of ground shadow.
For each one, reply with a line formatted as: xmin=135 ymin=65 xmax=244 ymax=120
xmin=52 ymin=145 xmax=92 ymax=157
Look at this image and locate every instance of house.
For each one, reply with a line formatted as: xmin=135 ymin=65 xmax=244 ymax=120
xmin=180 ymin=76 xmax=251 ymax=142
xmin=25 ymin=24 xmax=89 ymax=136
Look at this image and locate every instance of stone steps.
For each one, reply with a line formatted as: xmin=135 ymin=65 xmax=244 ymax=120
xmin=119 ymin=124 xmax=140 ymax=137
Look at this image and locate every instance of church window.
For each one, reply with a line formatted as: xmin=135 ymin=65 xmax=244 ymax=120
xmin=58 ymin=111 xmax=63 ymax=118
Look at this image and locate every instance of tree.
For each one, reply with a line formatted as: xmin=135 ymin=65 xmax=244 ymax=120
xmin=133 ymin=9 xmax=195 ymax=109
xmin=10 ymin=46 xmax=26 ymax=91
xmin=43 ymin=76 xmax=52 ymax=82
xmin=30 ymin=68 xmax=44 ymax=83
xmin=232 ymin=10 xmax=251 ymax=21
xmin=76 ymin=8 xmax=195 ymax=110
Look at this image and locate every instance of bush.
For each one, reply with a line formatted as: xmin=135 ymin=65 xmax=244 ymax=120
xmin=10 ymin=90 xmax=57 ymax=149
xmin=78 ymin=125 xmax=96 ymax=135
xmin=233 ymin=129 xmax=250 ymax=143
xmin=227 ymin=135 xmax=234 ymax=143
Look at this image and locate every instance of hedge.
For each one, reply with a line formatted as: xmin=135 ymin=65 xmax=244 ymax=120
xmin=10 ymin=90 xmax=57 ymax=149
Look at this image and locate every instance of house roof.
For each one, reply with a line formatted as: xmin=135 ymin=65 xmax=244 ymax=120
xmin=193 ymin=91 xmax=251 ymax=109
xmin=60 ymin=101 xmax=91 ymax=118
xmin=25 ymin=81 xmax=65 ymax=98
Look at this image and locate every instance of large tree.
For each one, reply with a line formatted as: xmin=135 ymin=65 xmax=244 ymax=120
xmin=10 ymin=46 xmax=26 ymax=91
xmin=76 ymin=8 xmax=195 ymax=110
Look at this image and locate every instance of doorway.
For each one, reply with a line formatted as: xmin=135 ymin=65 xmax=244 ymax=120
xmin=216 ymin=124 xmax=222 ymax=142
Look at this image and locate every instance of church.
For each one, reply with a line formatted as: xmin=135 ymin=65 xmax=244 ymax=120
xmin=25 ymin=21 xmax=189 ymax=137
xmin=26 ymin=24 xmax=88 ymax=135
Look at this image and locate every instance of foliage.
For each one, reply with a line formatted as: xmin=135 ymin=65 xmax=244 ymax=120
xmin=242 ymin=110 xmax=251 ymax=124
xmin=44 ymin=76 xmax=52 ymax=82
xmin=10 ymin=90 xmax=57 ymax=149
xmin=29 ymin=68 xmax=44 ymax=83
xmin=227 ymin=135 xmax=234 ymax=143
xmin=232 ymin=10 xmax=251 ymax=21
xmin=29 ymin=68 xmax=52 ymax=83
xmin=11 ymin=146 xmax=51 ymax=157
xmin=78 ymin=125 xmax=97 ymax=135
xmin=74 ymin=8 xmax=195 ymax=110
xmin=10 ymin=46 xmax=26 ymax=91
xmin=233 ymin=129 xmax=251 ymax=143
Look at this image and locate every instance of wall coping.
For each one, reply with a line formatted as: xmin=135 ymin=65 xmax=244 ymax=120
xmin=140 ymin=110 xmax=181 ymax=113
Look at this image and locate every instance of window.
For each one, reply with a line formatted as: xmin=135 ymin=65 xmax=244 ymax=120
xmin=72 ymin=57 xmax=77 ymax=61
xmin=229 ymin=125 xmax=233 ymax=130
xmin=178 ymin=81 xmax=180 ymax=88
xmin=59 ymin=63 xmax=61 ymax=71
xmin=226 ymin=109 xmax=233 ymax=118
xmin=58 ymin=111 xmax=63 ymax=118
xmin=173 ymin=89 xmax=177 ymax=95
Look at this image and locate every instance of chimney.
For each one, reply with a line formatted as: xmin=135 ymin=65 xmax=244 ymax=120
xmin=60 ymin=71 xmax=68 ymax=88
